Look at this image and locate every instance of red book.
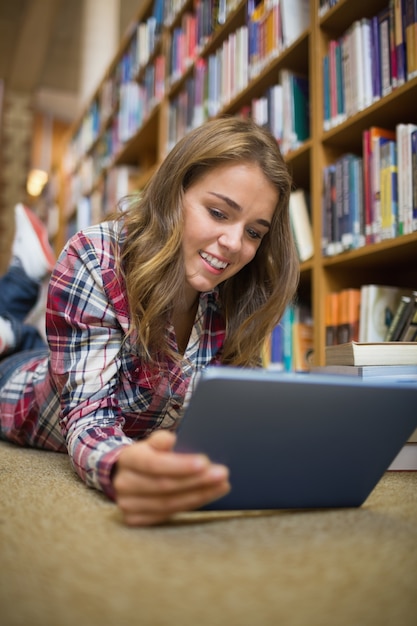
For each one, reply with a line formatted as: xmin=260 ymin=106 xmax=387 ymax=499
xmin=362 ymin=126 xmax=396 ymax=245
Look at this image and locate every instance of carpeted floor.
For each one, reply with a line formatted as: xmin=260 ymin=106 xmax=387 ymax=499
xmin=1 ymin=440 xmax=416 ymax=626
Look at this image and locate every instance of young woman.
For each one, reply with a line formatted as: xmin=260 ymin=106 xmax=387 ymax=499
xmin=0 ymin=116 xmax=299 ymax=526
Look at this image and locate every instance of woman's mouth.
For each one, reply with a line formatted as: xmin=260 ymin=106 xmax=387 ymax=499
xmin=199 ymin=251 xmax=229 ymax=271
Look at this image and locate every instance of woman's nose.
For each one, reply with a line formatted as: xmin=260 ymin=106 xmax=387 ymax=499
xmin=218 ymin=225 xmax=243 ymax=252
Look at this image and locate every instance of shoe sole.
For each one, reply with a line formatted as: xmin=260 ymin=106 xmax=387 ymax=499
xmin=18 ymin=204 xmax=56 ymax=272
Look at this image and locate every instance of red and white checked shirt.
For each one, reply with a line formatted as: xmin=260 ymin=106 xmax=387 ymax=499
xmin=0 ymin=222 xmax=226 ymax=498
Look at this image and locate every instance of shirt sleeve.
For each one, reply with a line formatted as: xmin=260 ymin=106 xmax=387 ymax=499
xmin=46 ymin=226 xmax=132 ymax=499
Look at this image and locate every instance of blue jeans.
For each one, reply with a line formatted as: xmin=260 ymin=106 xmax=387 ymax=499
xmin=0 ymin=264 xmax=47 ymax=355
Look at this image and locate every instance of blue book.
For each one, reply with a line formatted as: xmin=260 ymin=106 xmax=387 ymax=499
xmin=371 ymin=15 xmax=382 ymax=100
xmin=270 ymin=324 xmax=284 ymax=368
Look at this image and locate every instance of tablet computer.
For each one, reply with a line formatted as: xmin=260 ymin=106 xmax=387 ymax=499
xmin=175 ymin=367 xmax=417 ymax=510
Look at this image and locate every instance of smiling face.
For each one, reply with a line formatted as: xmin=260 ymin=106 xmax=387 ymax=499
xmin=181 ymin=162 xmax=278 ymax=307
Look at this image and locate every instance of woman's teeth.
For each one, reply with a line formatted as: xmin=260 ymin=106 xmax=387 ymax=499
xmin=200 ymin=251 xmax=228 ymax=270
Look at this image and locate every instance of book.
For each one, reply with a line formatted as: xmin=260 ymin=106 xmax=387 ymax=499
xmin=384 ymin=294 xmax=417 ymax=340
xmin=293 ymin=319 xmax=314 ymax=372
xmin=394 ymin=0 xmax=407 ymax=85
xmin=325 ymin=292 xmax=339 ymax=346
xmin=405 ymin=0 xmax=417 ymax=79
xmin=325 ymin=341 xmax=417 ymax=366
xmin=279 ymin=0 xmax=310 ymax=48
xmin=337 ymin=288 xmax=361 ymax=344
xmin=363 ymin=127 xmax=396 ymax=245
xmin=370 ymin=15 xmax=382 ymax=101
xmin=401 ymin=299 xmax=417 ymax=341
xmin=378 ymin=7 xmax=393 ymax=97
xmin=269 ymin=323 xmax=284 ymax=370
xmin=379 ymin=138 xmax=398 ymax=240
xmin=359 ymin=284 xmax=412 ymax=342
xmin=312 ymin=363 xmax=417 ymax=379
xmin=412 ymin=128 xmax=417 ymax=230
xmin=388 ymin=443 xmax=417 ymax=470
xmin=396 ymin=122 xmax=417 ymax=234
xmin=282 ymin=304 xmax=295 ymax=372
xmin=289 ymin=189 xmax=314 ymax=262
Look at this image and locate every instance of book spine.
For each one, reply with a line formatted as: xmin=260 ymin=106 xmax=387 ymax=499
xmin=385 ymin=295 xmax=413 ymax=340
xmin=401 ymin=302 xmax=417 ymax=341
xmin=394 ymin=0 xmax=407 ymax=84
xmin=399 ymin=294 xmax=417 ymax=340
xmin=371 ymin=16 xmax=382 ymax=101
xmin=337 ymin=288 xmax=361 ymax=344
xmin=289 ymin=189 xmax=314 ymax=262
xmin=405 ymin=0 xmax=417 ymax=79
xmin=389 ymin=0 xmax=399 ymax=88
xmin=282 ymin=305 xmax=295 ymax=372
xmin=379 ymin=8 xmax=393 ymax=97
xmin=362 ymin=129 xmax=374 ymax=245
xmin=361 ymin=18 xmax=373 ymax=109
xmin=341 ymin=32 xmax=352 ymax=118
xmin=323 ymin=53 xmax=331 ymax=131
xmin=412 ymin=128 xmax=417 ymax=230
xmin=325 ymin=292 xmax=340 ymax=346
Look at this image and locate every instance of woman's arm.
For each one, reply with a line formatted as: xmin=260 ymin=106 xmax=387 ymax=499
xmin=46 ymin=224 xmax=134 ymax=496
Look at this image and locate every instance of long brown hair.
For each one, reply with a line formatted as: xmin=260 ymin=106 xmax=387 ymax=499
xmin=116 ymin=116 xmax=299 ymax=366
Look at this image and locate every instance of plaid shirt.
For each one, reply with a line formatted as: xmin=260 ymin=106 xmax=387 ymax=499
xmin=0 ymin=222 xmax=226 ymax=498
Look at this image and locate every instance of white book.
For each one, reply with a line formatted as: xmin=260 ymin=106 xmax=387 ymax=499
xmin=351 ymin=20 xmax=365 ymax=112
xmin=279 ymin=69 xmax=293 ymax=154
xmin=404 ymin=124 xmax=417 ymax=234
xmin=361 ymin=18 xmax=373 ymax=110
xmin=359 ymin=284 xmax=412 ymax=343
xmin=270 ymin=83 xmax=283 ymax=144
xmin=280 ymin=0 xmax=310 ymax=48
xmin=239 ymin=25 xmax=248 ymax=94
xmin=388 ymin=443 xmax=417 ymax=471
xmin=289 ymin=189 xmax=314 ymax=262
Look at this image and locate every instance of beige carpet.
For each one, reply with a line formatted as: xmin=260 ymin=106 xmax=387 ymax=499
xmin=1 ymin=440 xmax=416 ymax=626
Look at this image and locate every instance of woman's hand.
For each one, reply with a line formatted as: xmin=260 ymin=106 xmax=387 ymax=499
xmin=112 ymin=430 xmax=230 ymax=526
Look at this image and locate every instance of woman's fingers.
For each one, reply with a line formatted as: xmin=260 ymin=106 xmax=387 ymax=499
xmin=112 ymin=433 xmax=231 ymax=526
xmin=116 ymin=461 xmax=228 ymax=495
xmin=116 ymin=433 xmax=211 ymax=478
xmin=120 ymin=479 xmax=231 ymax=527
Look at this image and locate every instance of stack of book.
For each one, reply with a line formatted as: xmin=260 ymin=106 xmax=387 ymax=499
xmin=314 ymin=341 xmax=417 ymax=471
xmin=324 ymin=340 xmax=417 ymax=368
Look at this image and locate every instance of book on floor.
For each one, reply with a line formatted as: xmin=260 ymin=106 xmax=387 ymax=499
xmin=312 ymin=364 xmax=417 ymax=379
xmin=325 ymin=341 xmax=417 ymax=366
xmin=388 ymin=443 xmax=417 ymax=471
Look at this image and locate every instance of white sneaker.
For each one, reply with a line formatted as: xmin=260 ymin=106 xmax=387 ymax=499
xmin=12 ymin=204 xmax=56 ymax=281
xmin=0 ymin=317 xmax=15 ymax=355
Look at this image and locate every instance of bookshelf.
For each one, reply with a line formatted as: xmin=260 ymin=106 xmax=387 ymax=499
xmin=56 ymin=0 xmax=417 ymax=367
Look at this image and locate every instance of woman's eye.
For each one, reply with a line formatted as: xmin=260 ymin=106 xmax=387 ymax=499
xmin=208 ymin=208 xmax=226 ymax=220
xmin=247 ymin=228 xmax=262 ymax=240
